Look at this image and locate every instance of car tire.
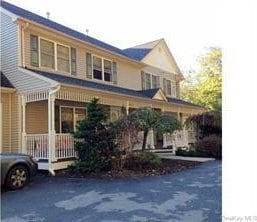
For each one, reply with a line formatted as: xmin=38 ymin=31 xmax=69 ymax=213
xmin=6 ymin=165 xmax=29 ymax=190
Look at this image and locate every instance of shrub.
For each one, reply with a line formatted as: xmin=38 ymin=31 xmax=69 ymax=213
xmin=176 ymin=145 xmax=199 ymax=157
xmin=73 ymin=98 xmax=118 ymax=173
xmin=124 ymin=151 xmax=161 ymax=170
xmin=198 ymin=134 xmax=222 ymax=159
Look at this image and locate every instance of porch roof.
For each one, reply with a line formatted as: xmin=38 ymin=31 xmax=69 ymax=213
xmin=1 ymin=71 xmax=14 ymax=88
xmin=27 ymin=68 xmax=203 ymax=108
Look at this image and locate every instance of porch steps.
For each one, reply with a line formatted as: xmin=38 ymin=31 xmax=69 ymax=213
xmin=37 ymin=159 xmax=75 ymax=171
xmin=150 ymin=148 xmax=175 ymax=154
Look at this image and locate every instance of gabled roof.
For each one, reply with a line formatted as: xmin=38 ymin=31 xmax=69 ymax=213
xmin=1 ymin=1 xmax=135 ymax=60
xmin=137 ymin=88 xmax=167 ymax=101
xmin=123 ymin=39 xmax=161 ymax=60
xmin=1 ymin=71 xmax=14 ymax=88
xmin=26 ymin=68 xmax=202 ymax=108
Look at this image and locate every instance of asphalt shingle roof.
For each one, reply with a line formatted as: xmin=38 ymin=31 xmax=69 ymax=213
xmin=27 ymin=68 xmax=202 ymax=108
xmin=122 ymin=48 xmax=151 ymax=61
xmin=1 ymin=71 xmax=14 ymax=88
xmin=167 ymin=97 xmax=203 ymax=108
xmin=137 ymin=88 xmax=161 ymax=98
xmin=1 ymin=1 xmax=141 ymax=61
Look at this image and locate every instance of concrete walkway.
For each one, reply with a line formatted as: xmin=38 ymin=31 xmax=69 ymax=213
xmin=1 ymin=161 xmax=221 ymax=222
xmin=158 ymin=153 xmax=216 ymax=162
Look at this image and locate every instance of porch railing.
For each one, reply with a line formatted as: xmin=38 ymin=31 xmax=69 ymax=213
xmin=55 ymin=133 xmax=76 ymax=159
xmin=164 ymin=130 xmax=197 ymax=149
xmin=25 ymin=134 xmax=49 ymax=159
xmin=25 ymin=133 xmax=76 ymax=160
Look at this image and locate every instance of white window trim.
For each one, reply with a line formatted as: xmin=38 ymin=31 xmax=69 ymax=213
xmin=144 ymin=71 xmax=160 ymax=89
xmin=59 ymin=105 xmax=86 ymax=133
xmin=166 ymin=79 xmax=172 ymax=96
xmin=37 ymin=36 xmax=72 ymax=74
xmin=92 ymin=54 xmax=113 ymax=83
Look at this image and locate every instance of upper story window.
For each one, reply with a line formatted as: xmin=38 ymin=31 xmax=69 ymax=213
xmin=152 ymin=75 xmax=160 ymax=88
xmin=104 ymin=60 xmax=112 ymax=82
xmin=93 ymin=56 xmax=102 ymax=80
xmin=145 ymin=73 xmax=151 ymax=89
xmin=163 ymin=78 xmax=177 ymax=97
xmin=57 ymin=44 xmax=70 ymax=73
xmin=40 ymin=39 xmax=55 ymax=69
xmin=141 ymin=71 xmax=160 ymax=90
xmin=91 ymin=55 xmax=114 ymax=83
xmin=30 ymin=35 xmax=77 ymax=75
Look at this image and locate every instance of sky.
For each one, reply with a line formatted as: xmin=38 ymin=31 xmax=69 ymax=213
xmin=6 ymin=0 xmax=222 ymax=74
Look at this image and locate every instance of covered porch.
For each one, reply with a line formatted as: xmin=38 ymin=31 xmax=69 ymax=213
xmin=21 ymin=85 xmax=198 ymax=172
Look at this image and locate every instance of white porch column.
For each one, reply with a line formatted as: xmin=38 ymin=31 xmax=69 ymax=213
xmin=126 ymin=101 xmax=129 ymax=115
xmin=163 ymin=134 xmax=167 ymax=148
xmin=48 ymin=94 xmax=56 ymax=163
xmin=21 ymin=96 xmax=27 ymax=154
xmin=147 ymin=130 xmax=155 ymax=149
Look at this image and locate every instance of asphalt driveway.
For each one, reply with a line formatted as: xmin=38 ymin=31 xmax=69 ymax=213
xmin=1 ymin=161 xmax=221 ymax=222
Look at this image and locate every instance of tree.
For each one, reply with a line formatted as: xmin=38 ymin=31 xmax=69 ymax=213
xmin=181 ymin=47 xmax=222 ymax=112
xmin=73 ymin=98 xmax=117 ymax=172
xmin=116 ymin=108 xmax=181 ymax=151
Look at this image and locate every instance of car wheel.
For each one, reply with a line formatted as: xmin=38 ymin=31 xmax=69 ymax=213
xmin=6 ymin=165 xmax=29 ymax=190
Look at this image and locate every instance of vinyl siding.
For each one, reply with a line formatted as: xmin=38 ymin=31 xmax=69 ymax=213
xmin=1 ymin=93 xmax=11 ymax=152
xmin=26 ymin=101 xmax=48 ymax=134
xmin=1 ymin=92 xmax=21 ymax=153
xmin=1 ymin=12 xmax=53 ymax=93
xmin=11 ymin=93 xmax=21 ymax=152
xmin=23 ymin=26 xmax=144 ymax=91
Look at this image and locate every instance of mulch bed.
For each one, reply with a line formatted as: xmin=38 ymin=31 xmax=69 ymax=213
xmin=54 ymin=159 xmax=202 ymax=179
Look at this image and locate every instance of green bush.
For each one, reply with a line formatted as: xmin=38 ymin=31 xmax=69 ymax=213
xmin=198 ymin=134 xmax=222 ymax=159
xmin=73 ymin=98 xmax=118 ymax=173
xmin=124 ymin=151 xmax=161 ymax=170
xmin=176 ymin=145 xmax=199 ymax=157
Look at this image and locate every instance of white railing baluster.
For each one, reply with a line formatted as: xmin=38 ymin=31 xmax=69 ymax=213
xmin=25 ymin=133 xmax=76 ymax=160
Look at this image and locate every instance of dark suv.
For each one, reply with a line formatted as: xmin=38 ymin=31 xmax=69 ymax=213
xmin=1 ymin=153 xmax=38 ymax=190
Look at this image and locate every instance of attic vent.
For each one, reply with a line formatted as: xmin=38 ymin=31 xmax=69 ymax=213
xmin=158 ymin=47 xmax=162 ymax=52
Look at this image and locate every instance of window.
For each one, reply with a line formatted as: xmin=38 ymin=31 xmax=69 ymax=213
xmin=92 ymin=55 xmax=113 ymax=82
xmin=59 ymin=107 xmax=86 ymax=133
xmin=104 ymin=60 xmax=112 ymax=82
xmin=141 ymin=72 xmax=160 ymax=90
xmin=152 ymin=75 xmax=157 ymax=88
xmin=152 ymin=75 xmax=160 ymax=88
xmin=71 ymin=48 xmax=77 ymax=75
xmin=145 ymin=73 xmax=151 ymax=89
xmin=30 ymin=35 xmax=77 ymax=75
xmin=171 ymin=81 xmax=177 ymax=97
xmin=61 ymin=107 xmax=74 ymax=133
xmin=166 ymin=80 xmax=172 ymax=96
xmin=40 ymin=39 xmax=55 ymax=69
xmin=30 ymin=35 xmax=39 ymax=67
xmin=57 ymin=44 xmax=70 ymax=73
xmin=93 ymin=56 xmax=102 ymax=80
xmin=75 ymin=108 xmax=86 ymax=127
xmin=163 ymin=79 xmax=177 ymax=97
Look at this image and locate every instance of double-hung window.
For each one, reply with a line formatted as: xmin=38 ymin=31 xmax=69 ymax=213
xmin=59 ymin=106 xmax=86 ymax=133
xmin=40 ymin=39 xmax=55 ymax=69
xmin=166 ymin=80 xmax=172 ymax=96
xmin=57 ymin=44 xmax=70 ymax=73
xmin=92 ymin=56 xmax=113 ymax=82
xmin=93 ymin=56 xmax=102 ymax=80
xmin=145 ymin=73 xmax=151 ymax=89
xmin=104 ymin=60 xmax=112 ymax=82
xmin=30 ymin=35 xmax=77 ymax=75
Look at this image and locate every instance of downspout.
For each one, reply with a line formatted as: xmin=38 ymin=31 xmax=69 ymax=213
xmin=48 ymin=85 xmax=60 ymax=176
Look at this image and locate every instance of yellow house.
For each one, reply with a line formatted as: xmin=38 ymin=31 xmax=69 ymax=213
xmin=1 ymin=1 xmax=204 ymax=172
